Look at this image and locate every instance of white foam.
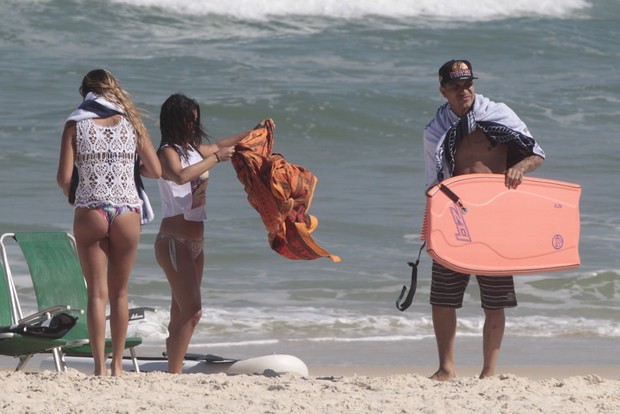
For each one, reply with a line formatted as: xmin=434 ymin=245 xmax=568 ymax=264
xmin=111 ymin=0 xmax=591 ymax=21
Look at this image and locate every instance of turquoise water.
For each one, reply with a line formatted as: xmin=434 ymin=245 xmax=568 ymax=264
xmin=0 ymin=0 xmax=619 ymax=368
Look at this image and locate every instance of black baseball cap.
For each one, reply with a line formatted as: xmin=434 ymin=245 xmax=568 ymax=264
xmin=438 ymin=59 xmax=478 ymax=86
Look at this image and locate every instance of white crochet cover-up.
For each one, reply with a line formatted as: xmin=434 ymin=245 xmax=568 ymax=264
xmin=74 ymin=117 xmax=141 ymax=209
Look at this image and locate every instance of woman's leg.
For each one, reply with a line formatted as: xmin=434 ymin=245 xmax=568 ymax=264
xmin=155 ymin=236 xmax=203 ymax=374
xmin=106 ymin=211 xmax=141 ymax=376
xmin=73 ymin=208 xmax=110 ymax=376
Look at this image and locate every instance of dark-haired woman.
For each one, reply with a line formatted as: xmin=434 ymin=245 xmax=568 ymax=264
xmin=154 ymin=93 xmax=273 ymax=373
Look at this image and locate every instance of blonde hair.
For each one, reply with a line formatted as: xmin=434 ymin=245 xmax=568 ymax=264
xmin=80 ymin=69 xmax=148 ymax=147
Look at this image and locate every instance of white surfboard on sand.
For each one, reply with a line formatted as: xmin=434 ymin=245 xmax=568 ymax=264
xmin=39 ymin=353 xmax=309 ymax=376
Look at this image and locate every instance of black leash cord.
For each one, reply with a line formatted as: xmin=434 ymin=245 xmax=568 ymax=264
xmin=395 ymin=242 xmax=426 ymax=311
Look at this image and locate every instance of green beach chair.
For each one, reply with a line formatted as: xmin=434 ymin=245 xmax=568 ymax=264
xmin=0 ymin=244 xmax=70 ymax=371
xmin=1 ymin=232 xmax=143 ymax=373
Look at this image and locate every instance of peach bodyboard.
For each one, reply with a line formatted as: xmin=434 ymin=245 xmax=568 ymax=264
xmin=423 ymin=174 xmax=581 ymax=275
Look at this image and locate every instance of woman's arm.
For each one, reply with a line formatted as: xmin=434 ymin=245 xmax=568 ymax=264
xmin=136 ymin=133 xmax=162 ymax=179
xmin=162 ymin=118 xmax=277 ymax=184
xmin=198 ymin=118 xmax=275 ymax=159
xmin=57 ymin=121 xmax=76 ymax=196
xmin=159 ymin=146 xmax=220 ymax=185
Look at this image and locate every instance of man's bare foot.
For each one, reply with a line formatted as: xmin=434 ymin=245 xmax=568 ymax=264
xmin=430 ymin=369 xmax=455 ymax=381
xmin=479 ymin=366 xmax=496 ymax=379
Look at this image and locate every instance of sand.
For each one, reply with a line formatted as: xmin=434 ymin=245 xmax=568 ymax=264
xmin=1 ymin=365 xmax=619 ymax=413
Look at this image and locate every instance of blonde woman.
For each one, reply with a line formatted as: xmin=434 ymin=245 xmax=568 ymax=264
xmin=57 ymin=69 xmax=161 ymax=376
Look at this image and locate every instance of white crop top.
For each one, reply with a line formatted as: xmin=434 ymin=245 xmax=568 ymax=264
xmin=158 ymin=144 xmax=209 ymax=222
xmin=74 ymin=117 xmax=141 ymax=209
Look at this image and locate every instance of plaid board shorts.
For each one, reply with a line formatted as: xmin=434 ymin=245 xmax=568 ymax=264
xmin=430 ymin=261 xmax=518 ymax=310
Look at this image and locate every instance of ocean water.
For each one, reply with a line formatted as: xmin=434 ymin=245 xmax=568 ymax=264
xmin=1 ymin=0 xmax=619 ymax=370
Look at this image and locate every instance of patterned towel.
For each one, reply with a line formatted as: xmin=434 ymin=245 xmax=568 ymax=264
xmin=423 ymin=93 xmax=545 ymax=188
xmin=231 ymin=125 xmax=340 ymax=262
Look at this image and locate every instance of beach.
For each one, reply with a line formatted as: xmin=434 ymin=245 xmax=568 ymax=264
xmin=1 ymin=0 xmax=620 ymax=413
xmin=1 ymin=365 xmax=620 ymax=413
xmin=1 ymin=0 xmax=618 ymax=365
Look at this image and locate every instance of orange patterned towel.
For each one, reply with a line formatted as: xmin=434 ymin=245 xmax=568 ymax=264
xmin=231 ymin=125 xmax=340 ymax=262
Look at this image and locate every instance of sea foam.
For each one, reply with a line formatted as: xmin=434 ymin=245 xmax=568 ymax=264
xmin=111 ymin=0 xmax=592 ymax=21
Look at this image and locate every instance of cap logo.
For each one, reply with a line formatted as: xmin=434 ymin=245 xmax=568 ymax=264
xmin=438 ymin=59 xmax=476 ymax=85
xmin=449 ymin=61 xmax=472 ymax=80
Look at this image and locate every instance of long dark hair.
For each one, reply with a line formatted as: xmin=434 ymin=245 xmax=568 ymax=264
xmin=159 ymin=93 xmax=209 ymax=157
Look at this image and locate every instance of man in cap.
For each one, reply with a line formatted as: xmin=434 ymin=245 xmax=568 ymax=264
xmin=423 ymin=60 xmax=545 ymax=380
